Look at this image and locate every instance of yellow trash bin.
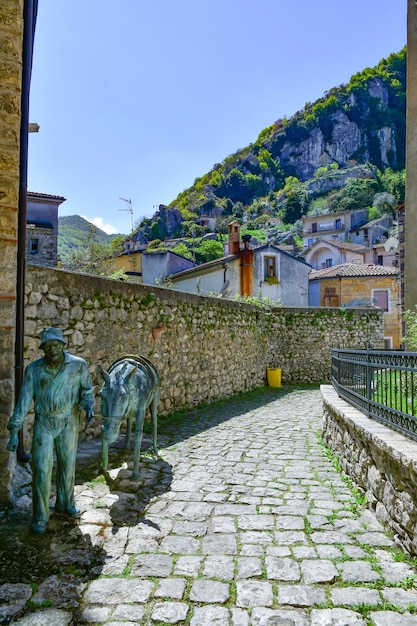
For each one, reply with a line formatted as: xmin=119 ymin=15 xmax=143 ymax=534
xmin=267 ymin=368 xmax=282 ymax=387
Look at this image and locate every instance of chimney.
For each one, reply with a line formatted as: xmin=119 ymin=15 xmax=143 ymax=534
xmin=228 ymin=221 xmax=241 ymax=255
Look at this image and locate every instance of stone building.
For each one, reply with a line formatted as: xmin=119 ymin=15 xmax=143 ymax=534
xmin=26 ymin=191 xmax=65 ymax=267
xmin=309 ymin=262 xmax=401 ymax=348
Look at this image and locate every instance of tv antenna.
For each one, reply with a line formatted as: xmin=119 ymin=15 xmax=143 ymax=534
xmin=119 ymin=197 xmax=134 ymax=233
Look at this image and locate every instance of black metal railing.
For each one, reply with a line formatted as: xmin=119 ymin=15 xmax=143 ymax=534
xmin=331 ymin=348 xmax=417 ymax=441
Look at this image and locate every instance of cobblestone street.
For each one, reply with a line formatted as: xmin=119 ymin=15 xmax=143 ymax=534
xmin=1 ymin=386 xmax=417 ymax=625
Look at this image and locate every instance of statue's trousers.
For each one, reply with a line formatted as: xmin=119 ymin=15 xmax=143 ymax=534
xmin=31 ymin=413 xmax=78 ymax=523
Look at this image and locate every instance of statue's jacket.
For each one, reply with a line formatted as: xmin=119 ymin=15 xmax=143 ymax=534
xmin=8 ymin=352 xmax=94 ymax=436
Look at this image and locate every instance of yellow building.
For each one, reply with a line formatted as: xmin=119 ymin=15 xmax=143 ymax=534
xmin=113 ymin=250 xmax=143 ymax=282
xmin=309 ymin=263 xmax=401 ymax=349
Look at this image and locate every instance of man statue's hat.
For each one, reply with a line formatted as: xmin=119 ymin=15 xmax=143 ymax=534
xmin=39 ymin=327 xmax=67 ymax=348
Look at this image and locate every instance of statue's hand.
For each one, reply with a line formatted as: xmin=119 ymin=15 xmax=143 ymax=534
xmin=7 ymin=431 xmax=19 ymax=452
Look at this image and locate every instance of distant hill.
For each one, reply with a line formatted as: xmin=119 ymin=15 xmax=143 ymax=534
xmin=58 ymin=215 xmax=123 ymax=263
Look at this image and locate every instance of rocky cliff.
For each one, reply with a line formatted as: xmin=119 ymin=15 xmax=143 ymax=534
xmin=132 ymin=48 xmax=405 ymax=241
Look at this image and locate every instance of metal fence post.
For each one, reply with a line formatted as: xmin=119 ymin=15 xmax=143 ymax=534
xmin=366 ymin=344 xmax=371 ymax=416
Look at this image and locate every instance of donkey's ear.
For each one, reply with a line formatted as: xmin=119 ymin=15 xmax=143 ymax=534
xmin=97 ymin=364 xmax=110 ymax=382
xmin=125 ymin=365 xmax=138 ymax=383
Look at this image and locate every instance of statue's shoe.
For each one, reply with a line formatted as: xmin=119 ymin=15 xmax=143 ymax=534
xmin=55 ymin=506 xmax=81 ymax=518
xmin=31 ymin=521 xmax=46 ymax=534
xmin=66 ymin=507 xmax=81 ymax=518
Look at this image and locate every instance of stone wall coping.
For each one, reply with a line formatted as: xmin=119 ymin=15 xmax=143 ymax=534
xmin=320 ymin=384 xmax=417 ymax=469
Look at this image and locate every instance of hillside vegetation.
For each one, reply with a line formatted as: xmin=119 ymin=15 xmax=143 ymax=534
xmin=60 ymin=48 xmax=406 ymax=265
xmin=132 ymin=48 xmax=405 ymax=250
xmin=58 ymin=215 xmax=122 ymax=266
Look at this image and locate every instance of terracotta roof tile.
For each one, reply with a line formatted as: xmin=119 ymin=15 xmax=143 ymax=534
xmin=309 ymin=262 xmax=399 ymax=279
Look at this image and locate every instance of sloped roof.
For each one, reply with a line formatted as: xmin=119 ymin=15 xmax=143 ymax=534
xmin=170 ymin=242 xmax=310 ymax=282
xmin=350 ymin=216 xmax=389 ymax=231
xmin=27 ymin=191 xmax=66 ymax=204
xmin=170 ymin=253 xmax=239 ymax=281
xmin=302 ymin=239 xmax=365 ymax=256
xmin=309 ymin=262 xmax=399 ymax=280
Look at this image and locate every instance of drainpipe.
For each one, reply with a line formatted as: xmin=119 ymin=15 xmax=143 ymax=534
xmin=15 ymin=0 xmax=38 ymax=462
xmin=240 ymin=234 xmax=253 ymax=296
xmin=338 ymin=271 xmax=343 ymax=307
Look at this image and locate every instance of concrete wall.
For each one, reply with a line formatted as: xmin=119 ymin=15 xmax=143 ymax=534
xmin=171 ymin=256 xmax=240 ymax=297
xmin=0 ymin=0 xmax=24 ymax=503
xmin=142 ymin=251 xmax=194 ymax=285
xmin=20 ymin=265 xmax=384 ymax=449
xmin=253 ymin=246 xmax=310 ymax=306
xmin=322 ymin=384 xmax=417 ymax=556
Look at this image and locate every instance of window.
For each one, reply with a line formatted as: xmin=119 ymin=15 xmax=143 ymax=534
xmin=307 ymin=238 xmax=313 ymax=247
xmin=335 ymin=219 xmax=341 ymax=230
xmin=364 ymin=229 xmax=369 ymax=240
xmin=312 ymin=222 xmax=318 ymax=233
xmin=325 ymin=258 xmax=333 ymax=268
xmin=377 ymin=255 xmax=384 ymax=266
xmin=264 ymin=256 xmax=277 ymax=279
xmin=372 ymin=289 xmax=389 ymax=312
xmin=30 ymin=238 xmax=39 ymax=254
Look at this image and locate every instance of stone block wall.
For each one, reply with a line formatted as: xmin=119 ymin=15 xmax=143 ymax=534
xmin=322 ymin=384 xmax=417 ymax=555
xmin=21 ymin=266 xmax=384 ymax=446
xmin=0 ymin=0 xmax=24 ymax=503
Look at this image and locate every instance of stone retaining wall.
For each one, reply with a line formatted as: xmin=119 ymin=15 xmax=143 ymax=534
xmin=22 ymin=266 xmax=384 ymax=446
xmin=321 ymin=384 xmax=417 ymax=556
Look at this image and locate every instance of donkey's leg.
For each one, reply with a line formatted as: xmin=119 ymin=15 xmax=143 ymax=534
xmin=132 ymin=408 xmax=145 ymax=480
xmin=125 ymin=416 xmax=132 ymax=449
xmin=101 ymin=438 xmax=109 ymax=472
xmin=151 ymin=390 xmax=159 ymax=455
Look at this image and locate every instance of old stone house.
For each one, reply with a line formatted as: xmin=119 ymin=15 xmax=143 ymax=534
xmin=26 ymin=191 xmax=65 ymax=267
xmin=309 ymin=262 xmax=401 ymax=348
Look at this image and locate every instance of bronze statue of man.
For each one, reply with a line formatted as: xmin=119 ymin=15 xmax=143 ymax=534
xmin=7 ymin=328 xmax=94 ymax=534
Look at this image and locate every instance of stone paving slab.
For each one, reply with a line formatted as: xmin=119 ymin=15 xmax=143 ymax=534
xmin=2 ymin=386 xmax=417 ymax=625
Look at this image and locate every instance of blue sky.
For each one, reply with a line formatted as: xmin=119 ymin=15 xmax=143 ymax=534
xmin=28 ymin=1 xmax=407 ymax=235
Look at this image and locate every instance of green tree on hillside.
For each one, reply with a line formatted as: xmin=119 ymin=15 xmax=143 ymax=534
xmin=194 ymin=240 xmax=224 ymax=263
xmin=65 ymin=225 xmax=126 ymax=278
xmin=327 ymin=177 xmax=378 ymax=213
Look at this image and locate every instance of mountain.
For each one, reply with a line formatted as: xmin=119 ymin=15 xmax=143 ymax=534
xmin=58 ymin=215 xmax=122 ymax=263
xmin=132 ymin=48 xmax=406 ymax=243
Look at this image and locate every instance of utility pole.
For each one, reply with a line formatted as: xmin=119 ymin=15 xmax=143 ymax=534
xmin=119 ymin=197 xmax=134 ymax=233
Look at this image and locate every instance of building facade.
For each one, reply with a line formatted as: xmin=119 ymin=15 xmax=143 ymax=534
xmin=302 ymin=208 xmax=369 ymax=249
xmin=309 ymin=262 xmax=401 ymax=348
xmin=26 ymin=191 xmax=65 ymax=267
xmin=170 ymin=224 xmax=311 ymax=306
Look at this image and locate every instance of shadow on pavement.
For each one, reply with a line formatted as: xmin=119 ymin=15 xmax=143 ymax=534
xmin=0 ymin=506 xmax=107 ymax=623
xmin=156 ymin=384 xmax=319 ymax=448
xmin=75 ymin=441 xmax=173 ymax=535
